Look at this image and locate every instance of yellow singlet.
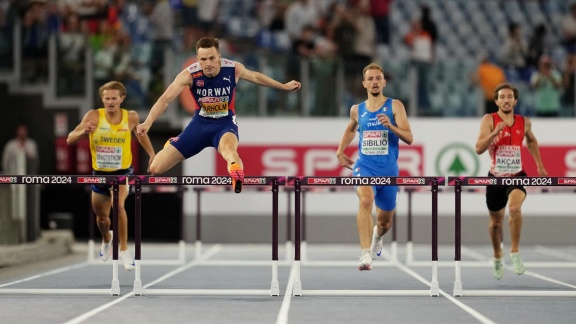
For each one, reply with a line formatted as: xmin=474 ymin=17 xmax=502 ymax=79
xmin=90 ymin=109 xmax=132 ymax=171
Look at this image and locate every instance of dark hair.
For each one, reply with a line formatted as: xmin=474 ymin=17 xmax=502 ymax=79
xmin=494 ymin=83 xmax=519 ymax=100
xmin=196 ymin=37 xmax=220 ymax=53
xmin=508 ymin=22 xmax=519 ymax=34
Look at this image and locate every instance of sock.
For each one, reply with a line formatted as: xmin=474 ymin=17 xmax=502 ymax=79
xmin=361 ymin=248 xmax=370 ymax=256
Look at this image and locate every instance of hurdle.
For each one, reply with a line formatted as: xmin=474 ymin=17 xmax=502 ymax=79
xmin=0 ymin=175 xmax=126 ymax=296
xmin=289 ymin=176 xmax=444 ymax=297
xmin=450 ymin=176 xmax=576 ymax=297
xmin=190 ymin=186 xmax=293 ymax=266
xmin=86 ymin=182 xmax=187 ymax=266
xmin=293 ymin=186 xmax=399 ymax=263
xmin=131 ymin=176 xmax=284 ymax=296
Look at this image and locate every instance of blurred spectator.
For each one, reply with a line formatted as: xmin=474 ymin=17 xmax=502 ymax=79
xmin=561 ymin=53 xmax=576 ymax=116
xmin=284 ymin=0 xmax=318 ymax=42
xmin=351 ymin=0 xmax=376 ymax=66
xmin=471 ymin=54 xmax=507 ymax=114
xmin=58 ymin=13 xmax=88 ymax=95
xmin=21 ymin=0 xmax=50 ymax=83
xmin=369 ymin=0 xmax=392 ymax=46
xmin=530 ymin=54 xmax=563 ymax=117
xmin=93 ymin=33 xmax=117 ymax=103
xmin=2 ymin=124 xmax=39 ymax=175
xmin=0 ymin=0 xmax=12 ymax=69
xmin=420 ymin=4 xmax=437 ymax=52
xmin=292 ymin=24 xmax=316 ymax=58
xmin=561 ymin=2 xmax=576 ymax=54
xmin=197 ymin=0 xmax=220 ymax=34
xmin=502 ymin=22 xmax=528 ymax=81
xmin=404 ymin=17 xmax=433 ymax=115
xmin=181 ymin=0 xmax=201 ymax=51
xmin=142 ymin=0 xmax=174 ymax=74
xmin=526 ymin=23 xmax=548 ymax=72
xmin=345 ymin=0 xmax=376 ymax=102
xmin=59 ymin=0 xmax=109 ymax=34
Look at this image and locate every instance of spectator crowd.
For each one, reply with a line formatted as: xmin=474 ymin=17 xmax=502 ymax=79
xmin=0 ymin=0 xmax=575 ymax=117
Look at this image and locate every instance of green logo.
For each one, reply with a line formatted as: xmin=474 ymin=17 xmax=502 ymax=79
xmin=435 ymin=143 xmax=480 ymax=176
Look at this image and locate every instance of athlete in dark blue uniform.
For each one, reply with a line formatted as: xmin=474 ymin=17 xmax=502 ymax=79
xmin=336 ymin=63 xmax=413 ymax=271
xmin=137 ymin=37 xmax=301 ymax=193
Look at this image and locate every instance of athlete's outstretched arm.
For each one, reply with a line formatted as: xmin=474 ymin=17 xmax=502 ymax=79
xmin=235 ymin=61 xmax=301 ymax=91
xmin=137 ymin=69 xmax=193 ymax=136
xmin=129 ymin=111 xmax=156 ymax=171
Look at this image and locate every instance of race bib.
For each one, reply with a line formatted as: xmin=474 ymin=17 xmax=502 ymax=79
xmin=95 ymin=146 xmax=122 ymax=169
xmin=494 ymin=145 xmax=522 ymax=174
xmin=361 ymin=130 xmax=389 ymax=155
xmin=199 ymin=97 xmax=229 ymax=118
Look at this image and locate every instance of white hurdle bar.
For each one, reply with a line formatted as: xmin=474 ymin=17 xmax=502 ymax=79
xmin=130 ymin=176 xmax=284 ymax=296
xmin=0 ymin=176 xmax=129 ymax=296
xmin=450 ymin=176 xmax=576 ymax=297
xmin=289 ymin=176 xmax=443 ymax=297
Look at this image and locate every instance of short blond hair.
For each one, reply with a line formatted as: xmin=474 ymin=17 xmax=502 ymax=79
xmin=99 ymin=81 xmax=127 ymax=97
xmin=362 ymin=63 xmax=385 ymax=80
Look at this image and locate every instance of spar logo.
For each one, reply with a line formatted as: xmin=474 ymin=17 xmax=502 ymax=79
xmin=397 ymin=178 xmax=425 ymax=185
xmin=467 ymin=178 xmax=497 ymax=185
xmin=78 ymin=177 xmax=106 ymax=184
xmin=307 ymin=178 xmax=336 ymax=185
xmin=558 ymin=178 xmax=576 ymax=185
xmin=244 ymin=178 xmax=267 ymax=185
xmin=0 ymin=176 xmax=17 ymax=183
xmin=149 ymin=177 xmax=177 ymax=184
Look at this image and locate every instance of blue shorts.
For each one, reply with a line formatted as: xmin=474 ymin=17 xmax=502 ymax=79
xmin=353 ymin=160 xmax=398 ymax=211
xmin=169 ymin=115 xmax=239 ymax=159
xmin=91 ymin=167 xmax=133 ymax=196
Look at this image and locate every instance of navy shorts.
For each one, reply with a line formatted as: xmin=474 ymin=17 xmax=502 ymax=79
xmin=169 ymin=115 xmax=239 ymax=159
xmin=353 ymin=160 xmax=398 ymax=211
xmin=91 ymin=167 xmax=133 ymax=196
xmin=485 ymin=171 xmax=527 ymax=211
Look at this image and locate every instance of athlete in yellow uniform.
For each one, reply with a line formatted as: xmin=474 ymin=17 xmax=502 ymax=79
xmin=67 ymin=81 xmax=155 ymax=271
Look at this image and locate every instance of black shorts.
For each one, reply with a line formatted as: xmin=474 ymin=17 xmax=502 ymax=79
xmin=91 ymin=167 xmax=133 ymax=196
xmin=485 ymin=171 xmax=527 ymax=211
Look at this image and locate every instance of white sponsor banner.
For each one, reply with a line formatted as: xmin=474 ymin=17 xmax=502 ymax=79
xmin=182 ymin=117 xmax=576 ymax=217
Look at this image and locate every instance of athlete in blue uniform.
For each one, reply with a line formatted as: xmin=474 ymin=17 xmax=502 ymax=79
xmin=137 ymin=37 xmax=301 ymax=192
xmin=336 ymin=63 xmax=413 ymax=271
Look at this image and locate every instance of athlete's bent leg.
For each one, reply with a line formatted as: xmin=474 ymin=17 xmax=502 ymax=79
xmin=149 ymin=145 xmax=185 ymax=175
xmin=218 ymin=132 xmax=243 ymax=169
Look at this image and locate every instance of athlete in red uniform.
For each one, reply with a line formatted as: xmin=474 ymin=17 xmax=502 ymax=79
xmin=475 ymin=83 xmax=547 ymax=280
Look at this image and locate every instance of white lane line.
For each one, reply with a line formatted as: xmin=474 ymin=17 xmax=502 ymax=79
xmin=276 ymin=262 xmax=296 ymax=324
xmin=522 ymin=270 xmax=576 ymax=289
xmin=62 ymin=245 xmax=222 ymax=323
xmin=0 ymin=262 xmax=90 ymax=288
xmin=63 ymin=292 xmax=135 ymax=324
xmin=461 ymin=246 xmax=491 ymax=261
xmin=534 ymin=245 xmax=576 ymax=261
xmin=143 ymin=244 xmax=222 ymax=289
xmin=395 ymin=262 xmax=496 ymax=324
